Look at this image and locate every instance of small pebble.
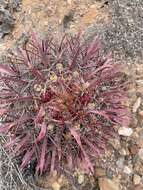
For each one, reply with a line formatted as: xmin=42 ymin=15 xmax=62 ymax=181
xmin=138 ymin=148 xmax=143 ymax=160
xmin=52 ymin=182 xmax=61 ymax=190
xmin=109 ymin=139 xmax=121 ymax=150
xmin=116 ymin=157 xmax=125 ymax=169
xmin=98 ymin=178 xmax=120 ymax=190
xmin=134 ymin=185 xmax=143 ymax=190
xmin=106 ymin=169 xmax=113 ymax=179
xmin=118 ymin=127 xmax=133 ymax=137
xmin=67 ymin=0 xmax=72 ymax=4
xmin=133 ymin=97 xmax=141 ymax=113
xmin=78 ymin=174 xmax=84 ymax=184
xmin=133 ymin=174 xmax=141 ymax=185
xmin=96 ymin=167 xmax=106 ymax=177
xmin=119 ymin=148 xmax=127 ymax=156
xmin=136 ymin=80 xmax=143 ymax=85
xmin=139 ymin=110 xmax=143 ymax=117
xmin=141 ymin=176 xmax=143 ymax=183
xmin=128 ymin=144 xmax=139 ymax=155
xmin=123 ymin=166 xmax=132 ymax=175
xmin=138 ymin=129 xmax=143 ymax=137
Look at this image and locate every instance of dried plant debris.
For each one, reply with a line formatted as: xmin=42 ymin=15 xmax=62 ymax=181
xmin=0 ymin=0 xmax=21 ymax=38
xmin=0 ymin=136 xmax=32 ymax=190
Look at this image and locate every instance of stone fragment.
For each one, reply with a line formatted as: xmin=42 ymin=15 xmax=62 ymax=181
xmin=139 ymin=110 xmax=143 ymax=117
xmin=136 ymin=130 xmax=143 ymax=148
xmin=118 ymin=127 xmax=133 ymax=137
xmin=123 ymin=166 xmax=132 ymax=175
xmin=133 ymin=174 xmax=141 ymax=185
xmin=96 ymin=167 xmax=106 ymax=177
xmin=52 ymin=182 xmax=61 ymax=190
xmin=119 ymin=148 xmax=127 ymax=156
xmin=106 ymin=169 xmax=113 ymax=179
xmin=128 ymin=144 xmax=139 ymax=155
xmin=116 ymin=157 xmax=125 ymax=169
xmin=136 ymin=80 xmax=143 ymax=85
xmin=98 ymin=178 xmax=119 ymax=190
xmin=78 ymin=174 xmax=84 ymax=184
xmin=36 ymin=171 xmax=68 ymax=189
xmin=133 ymin=97 xmax=141 ymax=113
xmin=109 ymin=139 xmax=121 ymax=150
xmin=67 ymin=0 xmax=72 ymax=4
xmin=134 ymin=185 xmax=143 ymax=190
xmin=138 ymin=148 xmax=143 ymax=160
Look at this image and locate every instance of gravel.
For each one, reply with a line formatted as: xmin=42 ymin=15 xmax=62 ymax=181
xmin=87 ymin=0 xmax=143 ymax=64
xmin=0 ymin=0 xmax=21 ymax=38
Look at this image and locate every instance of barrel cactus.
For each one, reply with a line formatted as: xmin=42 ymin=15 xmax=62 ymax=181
xmin=0 ymin=32 xmax=130 ymax=175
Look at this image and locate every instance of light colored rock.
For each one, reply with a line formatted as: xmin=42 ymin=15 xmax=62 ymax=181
xmin=133 ymin=97 xmax=141 ymax=113
xmin=132 ymin=131 xmax=140 ymax=138
xmin=119 ymin=148 xmax=127 ymax=156
xmin=116 ymin=157 xmax=125 ymax=169
xmin=67 ymin=0 xmax=72 ymax=4
xmin=74 ymin=169 xmax=85 ymax=184
xmin=78 ymin=174 xmax=84 ymax=184
xmin=52 ymin=174 xmax=68 ymax=190
xmin=136 ymin=130 xmax=143 ymax=148
xmin=118 ymin=127 xmax=133 ymax=137
xmin=98 ymin=178 xmax=119 ymax=190
xmin=128 ymin=144 xmax=139 ymax=155
xmin=138 ymin=148 xmax=143 ymax=160
xmin=106 ymin=169 xmax=113 ymax=179
xmin=139 ymin=110 xmax=143 ymax=117
xmin=123 ymin=166 xmax=132 ymax=175
xmin=96 ymin=168 xmax=106 ymax=177
xmin=136 ymin=80 xmax=143 ymax=85
xmin=36 ymin=171 xmax=68 ymax=189
xmin=109 ymin=139 xmax=121 ymax=150
xmin=52 ymin=182 xmax=61 ymax=190
xmin=141 ymin=176 xmax=143 ymax=183
xmin=133 ymin=174 xmax=141 ymax=185
xmin=134 ymin=185 xmax=143 ymax=190
xmin=138 ymin=129 xmax=143 ymax=137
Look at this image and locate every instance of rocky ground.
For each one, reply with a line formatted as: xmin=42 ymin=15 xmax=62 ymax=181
xmin=0 ymin=0 xmax=143 ymax=190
